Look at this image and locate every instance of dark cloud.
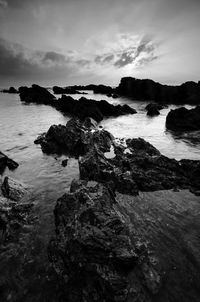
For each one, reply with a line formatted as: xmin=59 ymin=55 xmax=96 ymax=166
xmin=42 ymin=51 xmax=66 ymax=64
xmin=114 ymin=51 xmax=134 ymax=67
xmin=94 ymin=53 xmax=114 ymax=65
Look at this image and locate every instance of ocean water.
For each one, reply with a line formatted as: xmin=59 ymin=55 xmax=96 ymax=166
xmin=0 ymin=91 xmax=200 ymax=301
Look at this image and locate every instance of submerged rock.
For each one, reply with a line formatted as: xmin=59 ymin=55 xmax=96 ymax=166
xmin=49 ymin=180 xmax=161 ymax=302
xmin=166 ymin=106 xmax=200 ymax=131
xmin=145 ymin=103 xmax=166 ymax=116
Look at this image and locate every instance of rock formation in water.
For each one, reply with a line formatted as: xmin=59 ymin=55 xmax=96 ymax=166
xmin=145 ymin=103 xmax=167 ymax=116
xmin=19 ymin=85 xmax=136 ymax=122
xmin=116 ymin=77 xmax=200 ymax=105
xmin=0 ymin=151 xmax=19 ymax=173
xmin=53 ymin=86 xmax=83 ymax=95
xmin=166 ymin=106 xmax=200 ymax=131
xmin=1 ymin=87 xmax=18 ymax=94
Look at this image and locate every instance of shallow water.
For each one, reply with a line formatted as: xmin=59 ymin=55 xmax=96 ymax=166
xmin=0 ymin=90 xmax=200 ymax=301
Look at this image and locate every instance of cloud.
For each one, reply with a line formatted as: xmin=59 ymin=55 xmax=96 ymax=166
xmin=0 ymin=0 xmax=7 ymax=8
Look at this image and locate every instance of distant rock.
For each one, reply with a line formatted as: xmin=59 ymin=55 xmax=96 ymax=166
xmin=0 ymin=151 xmax=19 ymax=173
xmin=61 ymin=158 xmax=68 ymax=167
xmin=19 ymin=84 xmax=56 ymax=105
xmin=53 ymin=86 xmax=82 ymax=95
xmin=116 ymin=77 xmax=200 ymax=105
xmin=166 ymin=106 xmax=200 ymax=131
xmin=1 ymin=87 xmax=18 ymax=94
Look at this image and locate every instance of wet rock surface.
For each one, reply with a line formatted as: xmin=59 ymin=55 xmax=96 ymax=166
xmin=49 ymin=180 xmax=161 ymax=302
xmin=35 ymin=118 xmax=114 ymax=156
xmin=166 ymin=106 xmax=200 ymax=131
xmin=0 ymin=151 xmax=19 ymax=173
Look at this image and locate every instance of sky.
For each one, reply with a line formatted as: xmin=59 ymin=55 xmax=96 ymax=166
xmin=0 ymin=0 xmax=200 ymax=87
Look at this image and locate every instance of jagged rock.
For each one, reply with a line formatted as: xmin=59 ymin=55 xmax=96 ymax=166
xmin=0 ymin=151 xmax=19 ymax=173
xmin=79 ymin=137 xmax=200 ymax=195
xmin=1 ymin=177 xmax=29 ymax=201
xmin=166 ymin=106 xmax=200 ymax=131
xmin=35 ymin=118 xmax=114 ymax=156
xmin=19 ymin=84 xmax=56 ymax=105
xmin=116 ymin=77 xmax=200 ymax=105
xmin=48 ymin=180 xmax=161 ymax=302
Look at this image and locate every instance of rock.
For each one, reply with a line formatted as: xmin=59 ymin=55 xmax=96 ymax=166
xmin=1 ymin=177 xmax=29 ymax=201
xmin=1 ymin=87 xmax=18 ymax=94
xmin=53 ymin=86 xmax=81 ymax=94
xmin=48 ymin=180 xmax=161 ymax=302
xmin=116 ymin=77 xmax=200 ymax=105
xmin=145 ymin=103 xmax=166 ymax=116
xmin=35 ymin=118 xmax=114 ymax=156
xmin=61 ymin=159 xmax=68 ymax=167
xmin=0 ymin=151 xmax=19 ymax=173
xmin=112 ymin=94 xmax=119 ymax=99
xmin=19 ymin=84 xmax=56 ymax=105
xmin=166 ymin=106 xmax=200 ymax=131
xmin=79 ymin=137 xmax=200 ymax=195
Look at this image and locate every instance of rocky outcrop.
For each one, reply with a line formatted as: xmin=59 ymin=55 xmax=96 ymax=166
xmin=55 ymin=96 xmax=136 ymax=122
xmin=19 ymin=84 xmax=56 ymax=105
xmin=1 ymin=87 xmax=18 ymax=94
xmin=35 ymin=118 xmax=113 ymax=156
xmin=79 ymin=137 xmax=200 ymax=194
xmin=0 ymin=151 xmax=19 ymax=173
xmin=65 ymin=84 xmax=114 ymax=94
xmin=166 ymin=106 xmax=200 ymax=131
xmin=19 ymin=85 xmax=136 ymax=122
xmin=116 ymin=77 xmax=200 ymax=105
xmin=48 ymin=180 xmax=161 ymax=302
xmin=1 ymin=177 xmax=29 ymax=201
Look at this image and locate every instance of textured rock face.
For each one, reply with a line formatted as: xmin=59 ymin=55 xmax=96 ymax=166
xmin=49 ymin=180 xmax=161 ymax=302
xmin=116 ymin=77 xmax=200 ymax=105
xmin=35 ymin=118 xmax=114 ymax=156
xmin=1 ymin=177 xmax=29 ymax=201
xmin=166 ymin=106 xmax=200 ymax=131
xmin=79 ymin=137 xmax=200 ymax=195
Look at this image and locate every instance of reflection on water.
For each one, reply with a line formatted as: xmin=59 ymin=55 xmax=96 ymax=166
xmin=0 ymin=90 xmax=200 ymax=300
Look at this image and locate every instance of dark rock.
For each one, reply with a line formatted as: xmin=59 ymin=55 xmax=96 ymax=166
xmin=147 ymin=106 xmax=160 ymax=116
xmin=116 ymin=77 xmax=200 ymax=105
xmin=0 ymin=151 xmax=19 ymax=173
xmin=79 ymin=137 xmax=200 ymax=195
xmin=145 ymin=103 xmax=166 ymax=116
xmin=1 ymin=87 xmax=18 ymax=94
xmin=35 ymin=118 xmax=114 ymax=156
xmin=19 ymin=84 xmax=56 ymax=105
xmin=48 ymin=180 xmax=161 ymax=302
xmin=61 ymin=159 xmax=68 ymax=167
xmin=166 ymin=106 xmax=200 ymax=131
xmin=53 ymin=86 xmax=81 ymax=95
xmin=1 ymin=177 xmax=29 ymax=201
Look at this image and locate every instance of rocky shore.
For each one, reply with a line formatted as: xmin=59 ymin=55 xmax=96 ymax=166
xmin=34 ymin=116 xmax=200 ymax=301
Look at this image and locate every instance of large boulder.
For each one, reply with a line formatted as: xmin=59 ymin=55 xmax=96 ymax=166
xmin=19 ymin=84 xmax=56 ymax=105
xmin=166 ymin=106 xmax=200 ymax=131
xmin=48 ymin=180 xmax=161 ymax=302
xmin=35 ymin=118 xmax=114 ymax=156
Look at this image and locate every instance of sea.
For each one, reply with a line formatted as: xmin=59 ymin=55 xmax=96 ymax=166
xmin=0 ymin=90 xmax=200 ymax=301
